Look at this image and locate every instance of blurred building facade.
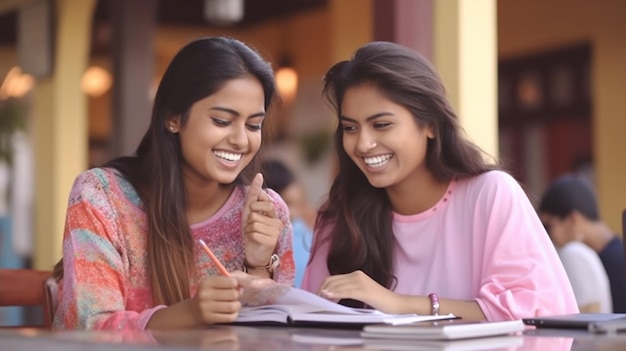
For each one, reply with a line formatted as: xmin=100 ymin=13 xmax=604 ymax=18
xmin=0 ymin=0 xmax=624 ymax=272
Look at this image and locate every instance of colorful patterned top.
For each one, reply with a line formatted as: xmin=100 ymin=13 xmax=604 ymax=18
xmin=53 ymin=167 xmax=295 ymax=330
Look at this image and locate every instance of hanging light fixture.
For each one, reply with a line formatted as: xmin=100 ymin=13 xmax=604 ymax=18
xmin=0 ymin=66 xmax=35 ymax=100
xmin=81 ymin=66 xmax=112 ymax=97
xmin=204 ymin=0 xmax=244 ymax=26
xmin=275 ymin=57 xmax=298 ymax=103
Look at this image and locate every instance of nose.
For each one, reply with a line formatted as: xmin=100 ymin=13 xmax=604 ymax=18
xmin=355 ymin=131 xmax=377 ymax=153
xmin=227 ymin=123 xmax=249 ymax=150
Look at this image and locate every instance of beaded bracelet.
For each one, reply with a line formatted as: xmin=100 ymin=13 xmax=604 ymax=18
xmin=428 ymin=293 xmax=440 ymax=316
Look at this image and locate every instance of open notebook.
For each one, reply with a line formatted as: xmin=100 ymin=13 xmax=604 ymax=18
xmin=233 ymin=286 xmax=456 ymax=327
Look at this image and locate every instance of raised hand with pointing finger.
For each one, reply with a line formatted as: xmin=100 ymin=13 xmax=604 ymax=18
xmin=242 ymin=173 xmax=284 ymax=278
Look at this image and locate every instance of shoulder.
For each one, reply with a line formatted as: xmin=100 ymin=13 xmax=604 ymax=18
xmin=456 ymin=170 xmax=525 ymax=202
xmin=463 ymin=170 xmax=520 ymax=190
xmin=69 ymin=167 xmax=138 ymax=206
xmin=560 ymin=242 xmax=602 ymax=265
xmin=70 ymin=167 xmax=116 ymax=197
xmin=600 ymin=237 xmax=624 ymax=257
xmin=560 ymin=241 xmax=595 ymax=256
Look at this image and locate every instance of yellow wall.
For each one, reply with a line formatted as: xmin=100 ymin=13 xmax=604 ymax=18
xmin=33 ymin=0 xmax=95 ymax=269
xmin=498 ymin=0 xmax=626 ymax=232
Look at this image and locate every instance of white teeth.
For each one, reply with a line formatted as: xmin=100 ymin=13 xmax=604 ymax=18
xmin=214 ymin=151 xmax=242 ymax=162
xmin=363 ymin=154 xmax=392 ymax=168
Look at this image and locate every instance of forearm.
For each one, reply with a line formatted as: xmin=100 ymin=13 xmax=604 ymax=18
xmin=579 ymin=302 xmax=601 ymax=313
xmin=146 ymin=299 xmax=200 ymax=329
xmin=398 ymin=295 xmax=487 ymax=320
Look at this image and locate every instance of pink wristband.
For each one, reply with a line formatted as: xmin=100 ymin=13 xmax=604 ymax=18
xmin=428 ymin=293 xmax=440 ymax=316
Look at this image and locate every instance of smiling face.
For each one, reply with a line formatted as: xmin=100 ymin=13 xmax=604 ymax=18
xmin=340 ymin=83 xmax=434 ymax=190
xmin=168 ymin=76 xmax=266 ymax=186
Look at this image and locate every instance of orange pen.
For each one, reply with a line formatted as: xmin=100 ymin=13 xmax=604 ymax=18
xmin=198 ymin=239 xmax=231 ymax=277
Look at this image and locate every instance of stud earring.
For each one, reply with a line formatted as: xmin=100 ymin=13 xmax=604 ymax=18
xmin=169 ymin=126 xmax=174 ymax=131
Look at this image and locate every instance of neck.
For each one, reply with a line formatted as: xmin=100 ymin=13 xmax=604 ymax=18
xmin=184 ymin=178 xmax=233 ymax=225
xmin=385 ymin=169 xmax=448 ymax=215
xmin=582 ymin=221 xmax=615 ymax=253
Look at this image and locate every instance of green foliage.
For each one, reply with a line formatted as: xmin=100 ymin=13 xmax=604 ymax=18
xmin=0 ymin=99 xmax=27 ymax=165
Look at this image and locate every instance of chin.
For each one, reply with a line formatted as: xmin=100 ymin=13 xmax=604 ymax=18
xmin=366 ymin=177 xmax=392 ymax=189
xmin=218 ymin=176 xmax=240 ymax=185
xmin=209 ymin=171 xmax=240 ymax=185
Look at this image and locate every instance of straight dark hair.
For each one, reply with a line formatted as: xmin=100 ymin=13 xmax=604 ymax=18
xmin=54 ymin=37 xmax=277 ymax=306
xmin=315 ymin=41 xmax=496 ymax=307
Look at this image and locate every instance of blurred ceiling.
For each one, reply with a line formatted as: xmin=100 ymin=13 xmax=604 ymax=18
xmin=0 ymin=0 xmax=327 ymax=45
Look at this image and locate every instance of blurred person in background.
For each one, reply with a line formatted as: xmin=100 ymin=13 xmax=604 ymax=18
xmin=262 ymin=159 xmax=315 ymax=288
xmin=539 ymin=174 xmax=625 ymax=313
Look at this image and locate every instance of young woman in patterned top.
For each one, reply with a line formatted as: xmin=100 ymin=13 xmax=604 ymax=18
xmin=53 ymin=37 xmax=295 ymax=330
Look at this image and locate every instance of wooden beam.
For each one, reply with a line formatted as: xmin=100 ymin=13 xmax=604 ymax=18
xmin=0 ymin=0 xmax=41 ymax=15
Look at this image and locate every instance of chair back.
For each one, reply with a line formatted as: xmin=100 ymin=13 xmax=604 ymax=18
xmin=623 ymin=209 xmax=626 ymax=281
xmin=43 ymin=275 xmax=58 ymax=327
xmin=0 ymin=269 xmax=55 ymax=329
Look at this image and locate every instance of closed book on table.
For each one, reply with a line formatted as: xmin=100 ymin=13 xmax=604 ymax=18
xmin=361 ymin=319 xmax=525 ymax=340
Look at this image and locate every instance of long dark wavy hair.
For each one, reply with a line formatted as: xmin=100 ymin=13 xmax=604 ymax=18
xmin=54 ymin=37 xmax=277 ymax=306
xmin=314 ymin=41 xmax=497 ymax=307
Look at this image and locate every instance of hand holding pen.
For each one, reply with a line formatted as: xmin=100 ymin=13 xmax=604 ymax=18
xmin=199 ymin=239 xmax=232 ymax=277
xmin=192 ymin=239 xmax=244 ymax=325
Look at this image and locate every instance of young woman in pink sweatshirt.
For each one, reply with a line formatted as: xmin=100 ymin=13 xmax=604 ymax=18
xmin=302 ymin=41 xmax=577 ymax=321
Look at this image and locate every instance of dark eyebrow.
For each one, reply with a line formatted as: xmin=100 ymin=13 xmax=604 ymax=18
xmin=340 ymin=112 xmax=394 ymax=123
xmin=209 ymin=106 xmax=266 ymax=119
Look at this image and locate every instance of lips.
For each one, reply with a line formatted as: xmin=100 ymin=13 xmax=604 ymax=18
xmin=213 ymin=150 xmax=243 ymax=162
xmin=363 ymin=153 xmax=393 ymax=168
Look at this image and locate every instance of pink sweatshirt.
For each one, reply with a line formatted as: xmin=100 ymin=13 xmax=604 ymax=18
xmin=302 ymin=170 xmax=578 ymax=321
xmin=53 ymin=167 xmax=294 ymax=330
